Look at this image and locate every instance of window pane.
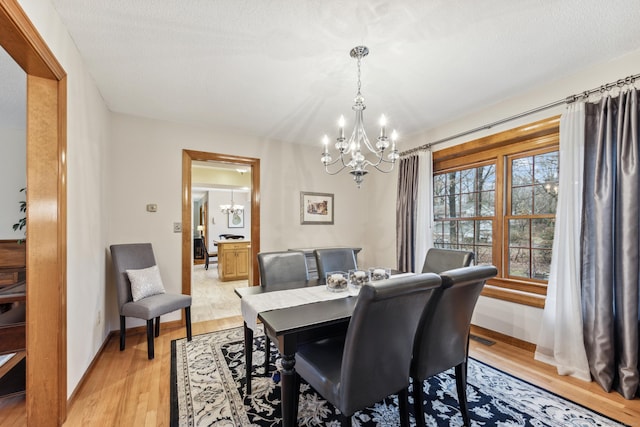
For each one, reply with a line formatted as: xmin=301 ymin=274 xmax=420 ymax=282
xmin=534 ymin=152 xmax=559 ymax=184
xmin=512 ymin=157 xmax=533 ymax=185
xmin=509 ymin=248 xmax=530 ymax=278
xmin=459 ymin=221 xmax=474 ymax=245
xmin=476 ymin=245 xmax=492 ymax=265
xmin=509 ymin=219 xmax=530 ymax=247
xmin=433 ymin=196 xmax=446 ymax=220
xmin=532 ymin=218 xmax=555 ymax=249
xmin=532 ymin=249 xmax=552 ymax=280
xmin=477 ymin=165 xmax=496 ymax=191
xmin=433 ymin=174 xmax=447 ymax=196
xmin=511 ymin=186 xmax=533 ymax=215
xmin=445 ymin=194 xmax=460 ymax=218
xmin=478 ymin=191 xmax=495 ymax=216
xmin=433 ymin=222 xmax=444 ymax=246
xmin=446 ymin=221 xmax=458 ymax=246
xmin=461 ymin=193 xmax=475 ymax=217
xmin=476 ymin=220 xmax=492 ymax=244
xmin=445 ymin=171 xmax=459 ymax=195
xmin=460 ymin=169 xmax=475 ymax=193
xmin=534 ymin=184 xmax=558 ymax=214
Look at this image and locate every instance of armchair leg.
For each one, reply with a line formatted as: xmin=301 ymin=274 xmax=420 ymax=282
xmin=412 ymin=377 xmax=426 ymax=427
xmin=185 ymin=306 xmax=192 ymax=341
xmin=455 ymin=362 xmax=471 ymax=427
xmin=154 ymin=316 xmax=160 ymax=337
xmin=263 ymin=337 xmax=271 ymax=375
xmin=398 ymin=388 xmax=410 ymax=427
xmin=146 ymin=320 xmax=155 ymax=360
xmin=119 ymin=316 xmax=126 ymax=351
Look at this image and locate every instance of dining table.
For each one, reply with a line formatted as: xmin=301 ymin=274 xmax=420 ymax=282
xmin=235 ymin=280 xmax=357 ymax=427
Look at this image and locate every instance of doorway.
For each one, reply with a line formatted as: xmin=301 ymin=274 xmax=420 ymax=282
xmin=181 ymin=150 xmax=260 ymax=307
xmin=0 ymin=1 xmax=68 ymax=425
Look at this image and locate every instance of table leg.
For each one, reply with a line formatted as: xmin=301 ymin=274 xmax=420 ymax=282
xmin=244 ymin=322 xmax=253 ymax=395
xmin=281 ymin=352 xmax=297 ymax=427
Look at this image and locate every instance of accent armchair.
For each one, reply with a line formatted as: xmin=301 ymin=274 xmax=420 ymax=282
xmin=110 ymin=243 xmax=192 ymax=360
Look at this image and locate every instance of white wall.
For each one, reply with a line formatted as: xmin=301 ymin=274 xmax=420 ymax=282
xmin=399 ymin=49 xmax=640 ymax=343
xmin=18 ymin=0 xmax=112 ymax=398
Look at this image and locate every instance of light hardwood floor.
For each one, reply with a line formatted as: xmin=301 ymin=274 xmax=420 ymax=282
xmin=1 ymin=317 xmax=638 ymax=426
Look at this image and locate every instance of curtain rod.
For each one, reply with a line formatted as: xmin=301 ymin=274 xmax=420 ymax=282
xmin=400 ymin=72 xmax=640 ymax=157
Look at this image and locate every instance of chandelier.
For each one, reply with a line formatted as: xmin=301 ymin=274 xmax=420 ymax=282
xmin=220 ymin=190 xmax=244 ymax=215
xmin=321 ymin=46 xmax=399 ymax=188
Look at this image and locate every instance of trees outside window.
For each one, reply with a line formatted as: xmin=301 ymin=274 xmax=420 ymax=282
xmin=432 ymin=117 xmax=559 ymax=307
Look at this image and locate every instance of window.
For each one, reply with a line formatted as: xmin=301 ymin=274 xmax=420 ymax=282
xmin=432 ymin=116 xmax=560 ymax=307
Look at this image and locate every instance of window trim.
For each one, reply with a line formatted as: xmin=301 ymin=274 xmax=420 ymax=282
xmin=432 ymin=116 xmax=560 ymax=308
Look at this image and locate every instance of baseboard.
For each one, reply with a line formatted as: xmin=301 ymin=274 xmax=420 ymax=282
xmin=66 ymin=319 xmax=185 ymax=409
xmin=470 ymin=324 xmax=536 ymax=352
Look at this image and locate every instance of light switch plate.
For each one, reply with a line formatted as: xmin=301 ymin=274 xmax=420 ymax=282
xmin=146 ymin=203 xmax=157 ymax=212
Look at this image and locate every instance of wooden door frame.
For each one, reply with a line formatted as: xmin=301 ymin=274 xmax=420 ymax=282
xmin=0 ymin=1 xmax=67 ymax=425
xmin=182 ymin=150 xmax=260 ymax=298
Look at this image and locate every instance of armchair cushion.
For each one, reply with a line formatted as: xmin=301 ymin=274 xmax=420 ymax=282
xmin=126 ymin=265 xmax=166 ymax=302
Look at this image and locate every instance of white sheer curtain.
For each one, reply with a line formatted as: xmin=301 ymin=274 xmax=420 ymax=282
xmin=534 ymin=103 xmax=591 ymax=381
xmin=414 ymin=149 xmax=434 ymax=272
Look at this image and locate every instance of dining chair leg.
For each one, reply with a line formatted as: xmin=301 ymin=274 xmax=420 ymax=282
xmin=412 ymin=377 xmax=426 ymax=427
xmin=455 ymin=362 xmax=471 ymax=427
xmin=185 ymin=307 xmax=192 ymax=341
xmin=154 ymin=316 xmax=160 ymax=337
xmin=244 ymin=323 xmax=253 ymax=395
xmin=119 ymin=316 xmax=126 ymax=351
xmin=146 ymin=319 xmax=155 ymax=360
xmin=398 ymin=388 xmax=410 ymax=427
xmin=263 ymin=337 xmax=271 ymax=375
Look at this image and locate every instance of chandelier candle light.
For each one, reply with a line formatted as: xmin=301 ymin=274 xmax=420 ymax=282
xmin=321 ymin=46 xmax=399 ymax=188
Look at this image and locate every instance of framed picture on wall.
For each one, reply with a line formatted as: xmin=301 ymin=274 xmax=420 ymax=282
xmin=228 ymin=211 xmax=244 ymax=228
xmin=300 ymin=191 xmax=334 ymax=225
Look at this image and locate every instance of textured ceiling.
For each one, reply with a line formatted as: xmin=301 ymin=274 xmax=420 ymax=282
xmin=8 ymin=1 xmax=640 ymax=147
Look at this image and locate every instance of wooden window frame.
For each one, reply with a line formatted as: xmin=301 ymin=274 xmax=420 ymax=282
xmin=433 ymin=116 xmax=560 ymax=308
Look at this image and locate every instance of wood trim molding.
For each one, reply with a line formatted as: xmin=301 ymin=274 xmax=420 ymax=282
xmin=182 ymin=150 xmax=261 ymax=305
xmin=433 ymin=115 xmax=560 ymax=164
xmin=471 ymin=324 xmax=537 ymax=352
xmin=1 ymin=1 xmax=68 ymax=425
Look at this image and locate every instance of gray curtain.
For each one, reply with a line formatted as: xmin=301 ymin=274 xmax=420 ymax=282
xmin=582 ymin=88 xmax=639 ymax=399
xmin=396 ymin=155 xmax=419 ymax=272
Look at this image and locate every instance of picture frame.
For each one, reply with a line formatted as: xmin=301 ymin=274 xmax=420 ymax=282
xmin=300 ymin=191 xmax=334 ymax=225
xmin=228 ymin=210 xmax=244 ymax=228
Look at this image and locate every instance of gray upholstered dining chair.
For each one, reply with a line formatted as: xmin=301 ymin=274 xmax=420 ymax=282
xmin=421 ymin=247 xmax=474 ymax=274
xmin=294 ymin=273 xmax=442 ymax=427
xmin=253 ymin=251 xmax=309 ymax=382
xmin=110 ymin=243 xmax=192 ymax=360
xmin=314 ymin=248 xmax=357 ymax=284
xmin=411 ymin=265 xmax=497 ymax=427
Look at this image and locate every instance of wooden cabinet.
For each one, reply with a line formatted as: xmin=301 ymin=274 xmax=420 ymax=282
xmin=217 ymin=240 xmax=250 ymax=281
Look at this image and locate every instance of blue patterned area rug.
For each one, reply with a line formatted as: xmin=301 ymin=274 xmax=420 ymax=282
xmin=170 ymin=326 xmax=626 ymax=427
